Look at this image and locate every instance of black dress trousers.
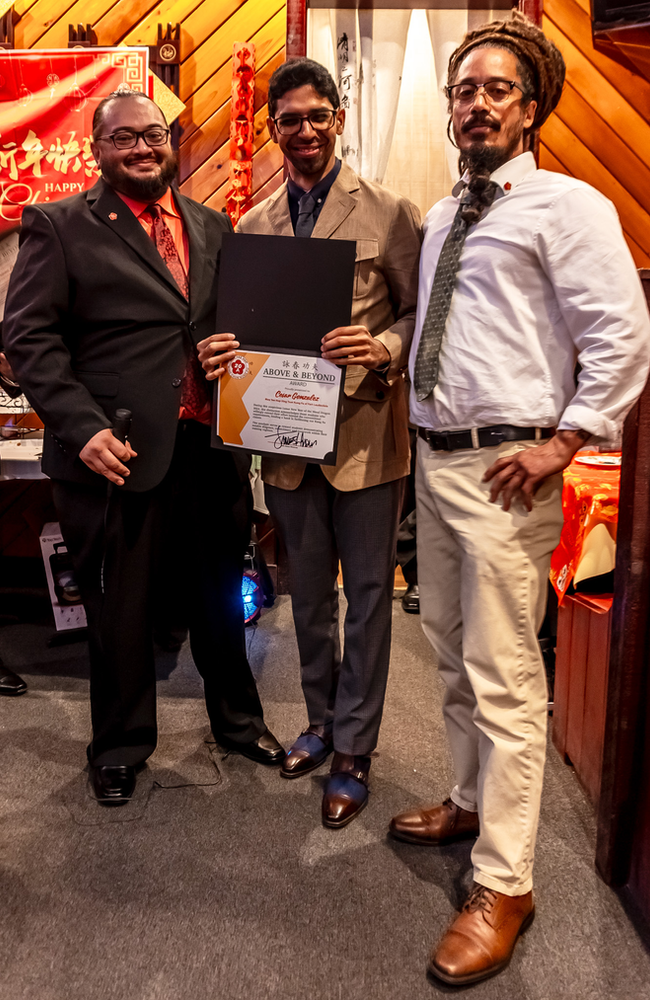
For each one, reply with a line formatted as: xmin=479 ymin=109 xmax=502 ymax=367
xmin=53 ymin=420 xmax=266 ymax=767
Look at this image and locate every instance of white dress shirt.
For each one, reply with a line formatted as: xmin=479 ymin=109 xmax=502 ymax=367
xmin=408 ymin=151 xmax=650 ymax=440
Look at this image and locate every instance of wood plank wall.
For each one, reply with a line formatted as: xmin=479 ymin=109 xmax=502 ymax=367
xmin=11 ymin=0 xmax=650 ymax=247
xmin=11 ymin=0 xmax=287 ymax=212
xmin=541 ymin=0 xmax=650 ymax=266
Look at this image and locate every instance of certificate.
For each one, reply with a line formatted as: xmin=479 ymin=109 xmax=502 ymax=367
xmin=214 ymin=350 xmax=344 ymax=464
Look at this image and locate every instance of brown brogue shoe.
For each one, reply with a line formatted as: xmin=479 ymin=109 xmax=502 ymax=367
xmin=280 ymin=726 xmax=333 ymax=779
xmin=429 ymin=884 xmax=535 ymax=985
xmin=322 ymin=752 xmax=371 ymax=828
xmin=389 ymin=797 xmax=479 ymax=845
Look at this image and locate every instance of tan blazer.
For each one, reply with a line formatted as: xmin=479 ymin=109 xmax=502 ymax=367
xmin=237 ymin=162 xmax=422 ymax=491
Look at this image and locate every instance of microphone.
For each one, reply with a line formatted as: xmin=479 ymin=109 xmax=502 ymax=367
xmin=102 ymin=408 xmax=133 ymax=590
xmin=113 ymin=408 xmax=132 ymax=444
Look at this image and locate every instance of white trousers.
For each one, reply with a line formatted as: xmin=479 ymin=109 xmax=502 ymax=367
xmin=416 ymin=437 xmax=564 ymax=896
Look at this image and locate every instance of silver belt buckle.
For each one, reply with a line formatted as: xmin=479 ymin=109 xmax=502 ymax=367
xmin=470 ymin=427 xmax=480 ymax=450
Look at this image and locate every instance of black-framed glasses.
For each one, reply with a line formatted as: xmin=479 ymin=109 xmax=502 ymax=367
xmin=445 ymin=80 xmax=524 ymax=106
xmin=272 ymin=110 xmax=337 ymax=135
xmin=95 ymin=127 xmax=171 ymax=149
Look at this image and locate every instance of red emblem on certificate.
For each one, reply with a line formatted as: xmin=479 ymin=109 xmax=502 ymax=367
xmin=227 ymin=355 xmax=250 ymax=379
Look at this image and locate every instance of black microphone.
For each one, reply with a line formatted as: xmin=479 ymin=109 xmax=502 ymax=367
xmin=102 ymin=409 xmax=133 ymax=590
xmin=113 ymin=408 xmax=132 ymax=443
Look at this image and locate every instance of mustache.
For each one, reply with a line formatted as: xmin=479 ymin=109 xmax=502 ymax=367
xmin=461 ymin=114 xmax=500 ymax=133
xmin=124 ymin=153 xmax=159 ymax=164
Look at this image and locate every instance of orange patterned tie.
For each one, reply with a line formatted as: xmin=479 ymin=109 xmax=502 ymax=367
xmin=145 ymin=203 xmax=211 ymax=425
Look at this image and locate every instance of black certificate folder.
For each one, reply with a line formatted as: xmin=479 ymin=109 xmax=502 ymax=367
xmin=215 ymin=232 xmax=356 ymax=351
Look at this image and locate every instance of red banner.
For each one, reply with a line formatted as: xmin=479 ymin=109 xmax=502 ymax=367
xmin=0 ymin=48 xmax=150 ymax=234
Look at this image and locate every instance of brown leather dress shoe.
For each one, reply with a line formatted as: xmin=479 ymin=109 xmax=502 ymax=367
xmin=322 ymin=752 xmax=371 ymax=828
xmin=281 ymin=726 xmax=333 ymax=779
xmin=429 ymin=884 xmax=535 ymax=985
xmin=389 ymin=797 xmax=479 ymax=845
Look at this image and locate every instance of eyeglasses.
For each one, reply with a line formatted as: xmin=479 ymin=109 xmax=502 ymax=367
xmin=272 ymin=110 xmax=337 ymax=136
xmin=446 ymin=80 xmax=524 ymax=106
xmin=95 ymin=127 xmax=170 ymax=149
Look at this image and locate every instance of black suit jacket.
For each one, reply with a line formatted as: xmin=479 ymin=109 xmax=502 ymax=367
xmin=3 ymin=180 xmax=233 ymax=491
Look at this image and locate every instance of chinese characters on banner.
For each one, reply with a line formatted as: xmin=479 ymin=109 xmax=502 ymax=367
xmin=0 ymin=48 xmax=150 ymax=235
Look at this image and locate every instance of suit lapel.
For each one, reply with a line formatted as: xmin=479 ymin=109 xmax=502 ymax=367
xmin=87 ymin=180 xmax=186 ymax=300
xmin=175 ymin=192 xmax=207 ymax=307
xmin=311 ymin=163 xmax=359 ymax=239
xmin=265 ymin=186 xmax=294 ymax=237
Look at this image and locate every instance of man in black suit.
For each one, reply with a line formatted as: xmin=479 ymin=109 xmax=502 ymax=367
xmin=3 ymin=90 xmax=284 ymax=803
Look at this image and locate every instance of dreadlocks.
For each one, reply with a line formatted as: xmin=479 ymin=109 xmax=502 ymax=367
xmin=447 ymin=11 xmax=566 ymax=224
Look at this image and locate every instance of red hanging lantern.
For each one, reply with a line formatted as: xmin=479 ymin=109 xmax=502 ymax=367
xmin=226 ymin=42 xmax=256 ymax=226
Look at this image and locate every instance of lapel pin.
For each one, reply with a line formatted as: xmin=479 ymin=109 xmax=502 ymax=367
xmin=504 ymin=182 xmax=512 ymax=192
xmin=108 ymin=212 xmax=117 ymax=220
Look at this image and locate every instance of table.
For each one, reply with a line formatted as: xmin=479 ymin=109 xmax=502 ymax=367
xmin=0 ymin=436 xmax=46 ymax=480
xmin=550 ymin=453 xmax=620 ymax=603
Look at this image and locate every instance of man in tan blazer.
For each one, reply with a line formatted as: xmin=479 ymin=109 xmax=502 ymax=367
xmin=199 ymin=58 xmax=421 ymax=827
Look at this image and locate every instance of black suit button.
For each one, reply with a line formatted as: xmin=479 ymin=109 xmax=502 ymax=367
xmin=376 ymin=390 xmax=385 ymax=400
xmin=172 ymin=378 xmax=182 ymax=387
xmin=189 ymin=321 xmax=197 ymax=332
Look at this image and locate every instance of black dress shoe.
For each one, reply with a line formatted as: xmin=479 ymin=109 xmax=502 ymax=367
xmin=401 ymin=583 xmax=420 ymax=614
xmin=0 ymin=661 xmax=27 ymax=696
xmin=219 ymin=729 xmax=286 ymax=765
xmin=281 ymin=727 xmax=333 ymax=778
xmin=91 ymin=765 xmax=136 ymax=806
xmin=322 ymin=752 xmax=371 ymax=828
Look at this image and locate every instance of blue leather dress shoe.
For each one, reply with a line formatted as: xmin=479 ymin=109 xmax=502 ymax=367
xmin=281 ymin=727 xmax=333 ymax=778
xmin=322 ymin=752 xmax=371 ymax=828
xmin=0 ymin=661 xmax=27 ymax=696
xmin=91 ymin=765 xmax=136 ymax=806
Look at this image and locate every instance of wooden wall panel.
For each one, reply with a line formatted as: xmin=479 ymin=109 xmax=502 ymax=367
xmin=541 ymin=0 xmax=650 ymax=265
xmin=12 ymin=0 xmax=287 ymax=213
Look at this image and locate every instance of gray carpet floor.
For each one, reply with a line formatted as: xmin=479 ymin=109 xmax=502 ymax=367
xmin=1 ymin=594 xmax=649 ymax=1000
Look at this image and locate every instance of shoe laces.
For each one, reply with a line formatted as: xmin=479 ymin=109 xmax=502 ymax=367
xmin=464 ymin=884 xmax=498 ymax=915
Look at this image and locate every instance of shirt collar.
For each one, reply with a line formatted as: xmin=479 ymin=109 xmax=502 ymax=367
xmin=116 ymin=186 xmax=179 ymax=219
xmin=287 ymin=157 xmax=342 ymax=206
xmin=452 ymin=150 xmax=537 ymax=200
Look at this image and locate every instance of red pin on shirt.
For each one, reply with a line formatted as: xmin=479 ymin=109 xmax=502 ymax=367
xmin=504 ymin=183 xmax=512 ymax=192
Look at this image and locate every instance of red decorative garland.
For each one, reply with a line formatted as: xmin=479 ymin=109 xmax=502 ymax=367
xmin=226 ymin=42 xmax=256 ymax=226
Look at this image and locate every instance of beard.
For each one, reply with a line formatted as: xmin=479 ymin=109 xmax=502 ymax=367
xmin=101 ymin=149 xmax=179 ymax=201
xmin=464 ymin=142 xmax=513 ymax=176
xmin=456 ymin=112 xmax=527 ymax=176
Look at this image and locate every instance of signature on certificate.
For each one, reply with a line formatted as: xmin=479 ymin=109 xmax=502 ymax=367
xmin=265 ymin=427 xmax=318 ymax=450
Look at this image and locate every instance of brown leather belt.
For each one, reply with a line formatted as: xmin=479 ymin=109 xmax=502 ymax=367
xmin=418 ymin=424 xmax=555 ymax=452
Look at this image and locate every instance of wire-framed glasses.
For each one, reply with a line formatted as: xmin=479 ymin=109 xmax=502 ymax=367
xmin=446 ymin=80 xmax=524 ymax=106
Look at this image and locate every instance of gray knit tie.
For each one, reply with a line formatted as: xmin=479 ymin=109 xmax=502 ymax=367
xmin=295 ymin=192 xmax=318 ymax=238
xmin=413 ymin=202 xmax=469 ymax=402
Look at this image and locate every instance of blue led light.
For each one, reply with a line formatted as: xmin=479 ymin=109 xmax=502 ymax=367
xmin=241 ymin=572 xmax=262 ymax=624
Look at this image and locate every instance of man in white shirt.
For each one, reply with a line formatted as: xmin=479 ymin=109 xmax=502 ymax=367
xmin=389 ymin=13 xmax=650 ymax=985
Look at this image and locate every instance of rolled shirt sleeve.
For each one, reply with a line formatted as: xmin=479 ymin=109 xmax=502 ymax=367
xmin=536 ymin=186 xmax=650 ymax=440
